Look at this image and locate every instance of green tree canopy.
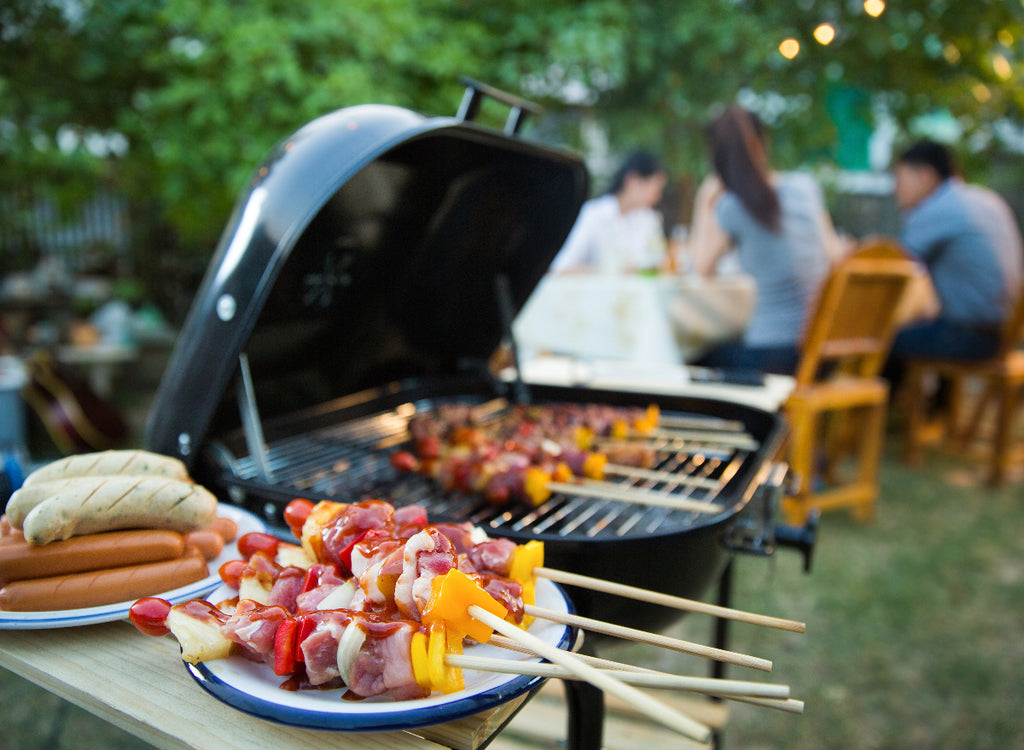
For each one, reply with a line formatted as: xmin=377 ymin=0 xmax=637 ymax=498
xmin=2 ymin=0 xmax=1022 ymax=305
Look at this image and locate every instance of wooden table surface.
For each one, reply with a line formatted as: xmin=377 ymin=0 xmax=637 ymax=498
xmin=0 ymin=619 xmax=534 ymax=750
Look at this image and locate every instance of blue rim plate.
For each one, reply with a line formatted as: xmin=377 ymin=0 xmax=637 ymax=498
xmin=186 ymin=578 xmax=574 ymax=732
xmin=0 ymin=504 xmax=266 ymax=630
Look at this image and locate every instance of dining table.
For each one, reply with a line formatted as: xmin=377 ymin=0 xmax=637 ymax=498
xmin=511 ymin=271 xmax=756 ymax=366
xmin=0 ymin=619 xmax=544 ymax=750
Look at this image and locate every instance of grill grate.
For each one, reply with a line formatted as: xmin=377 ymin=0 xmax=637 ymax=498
xmin=222 ymin=397 xmax=759 ymax=540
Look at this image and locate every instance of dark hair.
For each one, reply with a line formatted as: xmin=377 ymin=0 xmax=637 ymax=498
xmin=897 ymin=139 xmax=957 ymax=180
xmin=607 ymin=150 xmax=664 ymax=195
xmin=707 ymin=106 xmax=780 ymax=231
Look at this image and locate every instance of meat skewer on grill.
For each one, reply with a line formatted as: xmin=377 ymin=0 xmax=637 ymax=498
xmin=391 ymin=401 xmax=732 ymax=512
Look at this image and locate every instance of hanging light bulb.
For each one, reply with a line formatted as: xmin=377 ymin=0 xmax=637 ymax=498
xmin=779 ymin=38 xmax=801 ymax=59
xmin=864 ymin=0 xmax=885 ymax=17
xmin=814 ymin=23 xmax=836 ymax=45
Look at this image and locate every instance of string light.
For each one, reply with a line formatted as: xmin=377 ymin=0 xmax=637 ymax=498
xmin=814 ymin=23 xmax=836 ymax=45
xmin=779 ymin=38 xmax=800 ymax=59
xmin=992 ymin=54 xmax=1012 ymax=80
xmin=864 ymin=0 xmax=885 ymax=17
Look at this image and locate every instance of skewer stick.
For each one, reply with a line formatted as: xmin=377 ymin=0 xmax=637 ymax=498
xmin=485 ymin=639 xmax=802 ymax=714
xmin=730 ymin=696 xmax=805 ymax=714
xmin=544 ymin=480 xmax=723 ymax=514
xmin=601 ymin=462 xmax=721 ymax=490
xmin=468 ymin=605 xmax=713 ymax=744
xmin=536 ymin=567 xmax=807 ymax=634
xmin=644 ymin=427 xmax=759 ymax=451
xmin=524 ymin=605 xmax=772 ymax=672
xmin=446 ymin=654 xmax=790 ymax=699
xmin=658 ymin=414 xmax=746 ymax=432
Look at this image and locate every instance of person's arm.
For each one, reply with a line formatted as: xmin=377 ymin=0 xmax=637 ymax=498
xmin=549 ymin=201 xmax=599 ymax=273
xmin=686 ymin=175 xmax=732 ymax=276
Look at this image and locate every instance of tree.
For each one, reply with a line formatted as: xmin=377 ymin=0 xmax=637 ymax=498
xmin=2 ymin=0 xmax=1022 ymax=313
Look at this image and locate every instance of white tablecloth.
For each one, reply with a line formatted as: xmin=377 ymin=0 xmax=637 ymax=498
xmin=510 ymin=355 xmax=794 ymax=413
xmin=512 ymin=273 xmax=756 ymax=364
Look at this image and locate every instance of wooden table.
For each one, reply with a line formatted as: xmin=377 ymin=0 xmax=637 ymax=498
xmin=0 ymin=620 xmax=535 ymax=750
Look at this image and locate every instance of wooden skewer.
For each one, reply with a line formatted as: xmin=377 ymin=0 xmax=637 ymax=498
xmin=485 ymin=637 xmax=802 ymax=714
xmin=446 ymin=654 xmax=790 ymax=699
xmin=468 ymin=604 xmax=713 ymax=744
xmin=730 ymin=696 xmax=805 ymax=714
xmin=544 ymin=479 xmax=723 ymax=514
xmin=642 ymin=428 xmax=759 ymax=451
xmin=601 ymin=462 xmax=722 ymax=490
xmin=524 ymin=604 xmax=772 ymax=672
xmin=536 ymin=567 xmax=807 ymax=634
xmin=658 ymin=414 xmax=746 ymax=432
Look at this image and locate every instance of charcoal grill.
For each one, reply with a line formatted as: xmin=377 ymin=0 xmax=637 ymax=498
xmin=143 ymin=79 xmax=812 ymax=746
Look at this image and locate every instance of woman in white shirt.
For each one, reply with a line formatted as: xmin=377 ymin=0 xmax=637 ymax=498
xmin=549 ymin=150 xmax=668 ymax=274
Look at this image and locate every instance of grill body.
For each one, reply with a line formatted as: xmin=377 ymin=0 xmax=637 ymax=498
xmin=199 ymin=376 xmax=785 ymax=630
xmin=143 ymin=85 xmax=788 ymax=631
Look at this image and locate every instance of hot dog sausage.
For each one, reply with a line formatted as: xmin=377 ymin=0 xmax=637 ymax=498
xmin=182 ymin=530 xmax=224 ymax=561
xmin=0 ymin=549 xmax=209 ymax=611
xmin=22 ymin=449 xmax=189 ymax=487
xmin=0 ymin=529 xmax=185 ymax=582
xmin=206 ymin=516 xmax=239 ymax=543
xmin=21 ymin=477 xmax=218 ymax=544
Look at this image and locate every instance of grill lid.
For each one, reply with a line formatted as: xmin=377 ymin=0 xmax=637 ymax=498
xmin=145 ymin=86 xmax=589 ymax=466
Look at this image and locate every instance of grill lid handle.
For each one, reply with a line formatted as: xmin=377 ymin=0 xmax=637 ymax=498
xmin=457 ymin=76 xmax=542 ymax=135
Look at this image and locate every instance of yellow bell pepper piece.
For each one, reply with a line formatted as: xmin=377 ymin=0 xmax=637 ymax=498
xmin=523 ymin=466 xmax=552 ymax=506
xmin=509 ymin=539 xmax=544 ymax=583
xmin=427 ymin=623 xmax=464 ymax=694
xmin=552 ymin=461 xmax=573 ymax=483
xmin=582 ymin=452 xmax=607 ymax=480
xmin=632 ymin=404 xmax=660 ymax=435
xmin=423 ymin=569 xmax=508 ymax=643
xmin=519 ymin=579 xmax=536 ymax=629
xmin=574 ymin=425 xmax=595 ymax=450
xmin=410 ymin=630 xmax=431 ymax=690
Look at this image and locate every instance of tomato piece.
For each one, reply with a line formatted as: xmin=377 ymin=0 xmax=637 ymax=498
xmin=273 ymin=619 xmax=299 ymax=676
xmin=237 ymin=532 xmax=281 ymax=560
xmin=415 ymin=435 xmax=441 ymax=460
xmin=389 ymin=450 xmax=419 ymax=473
xmin=218 ymin=559 xmax=247 ymax=589
xmin=129 ymin=597 xmax=172 ymax=637
xmin=283 ymin=499 xmax=314 ymax=539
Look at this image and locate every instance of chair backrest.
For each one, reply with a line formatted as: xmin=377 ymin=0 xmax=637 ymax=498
xmin=794 ymin=237 xmax=918 ymax=386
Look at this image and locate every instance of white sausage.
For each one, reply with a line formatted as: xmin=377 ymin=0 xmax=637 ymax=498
xmin=22 ymin=450 xmax=189 ymax=487
xmin=21 ymin=477 xmax=218 ymax=544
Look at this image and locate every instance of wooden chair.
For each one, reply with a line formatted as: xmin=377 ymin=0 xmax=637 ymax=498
xmin=900 ymin=280 xmax=1024 ymax=485
xmin=781 ymin=238 xmax=918 ymax=525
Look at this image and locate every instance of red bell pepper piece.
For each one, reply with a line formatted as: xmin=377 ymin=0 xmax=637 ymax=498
xmin=293 ymin=617 xmax=317 ymax=664
xmin=273 ymin=619 xmax=299 ymax=675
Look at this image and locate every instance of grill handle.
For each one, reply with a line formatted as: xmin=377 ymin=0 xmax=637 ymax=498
xmin=457 ymin=76 xmax=542 ymax=135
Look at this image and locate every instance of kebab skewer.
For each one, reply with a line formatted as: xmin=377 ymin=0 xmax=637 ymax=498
xmin=130 ymin=498 xmax=801 ymax=739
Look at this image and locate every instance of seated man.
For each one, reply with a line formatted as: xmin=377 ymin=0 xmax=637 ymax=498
xmin=886 ymin=139 xmax=1023 ymax=385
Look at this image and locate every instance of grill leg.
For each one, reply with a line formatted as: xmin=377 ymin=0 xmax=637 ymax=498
xmin=564 ymin=640 xmax=605 ymax=750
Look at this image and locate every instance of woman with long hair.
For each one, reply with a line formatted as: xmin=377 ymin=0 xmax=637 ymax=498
xmin=687 ymin=105 xmax=842 ymax=374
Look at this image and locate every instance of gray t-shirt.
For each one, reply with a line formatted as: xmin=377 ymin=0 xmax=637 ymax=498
xmin=900 ymin=179 xmax=1022 ymax=327
xmin=716 ymin=172 xmax=832 ymax=347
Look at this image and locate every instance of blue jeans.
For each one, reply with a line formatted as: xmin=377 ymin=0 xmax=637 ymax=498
xmin=696 ymin=341 xmax=800 ymax=376
xmin=884 ymin=318 xmax=1002 ymax=393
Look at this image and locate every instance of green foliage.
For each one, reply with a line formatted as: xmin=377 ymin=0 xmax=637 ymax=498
xmin=2 ymin=0 xmax=1023 ymax=299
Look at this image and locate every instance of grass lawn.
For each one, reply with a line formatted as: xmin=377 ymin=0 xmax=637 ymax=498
xmin=604 ymin=441 xmax=1024 ymax=749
